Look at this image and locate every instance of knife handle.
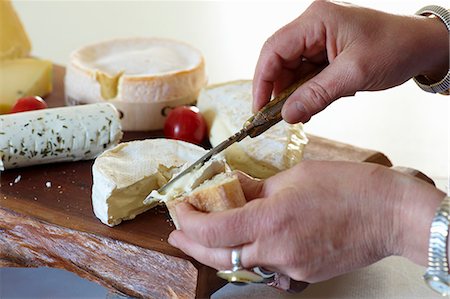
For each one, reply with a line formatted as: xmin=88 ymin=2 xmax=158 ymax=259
xmin=245 ymin=66 xmax=324 ymax=138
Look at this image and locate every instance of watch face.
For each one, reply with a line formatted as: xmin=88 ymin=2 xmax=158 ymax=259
xmin=425 ymin=275 xmax=450 ymax=295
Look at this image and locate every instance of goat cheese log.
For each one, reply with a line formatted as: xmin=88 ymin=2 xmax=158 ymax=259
xmin=0 ymin=103 xmax=123 ymax=170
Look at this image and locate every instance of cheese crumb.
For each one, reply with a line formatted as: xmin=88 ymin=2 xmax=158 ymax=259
xmin=45 ymin=181 xmax=52 ymax=188
xmin=14 ymin=175 xmax=21 ymax=184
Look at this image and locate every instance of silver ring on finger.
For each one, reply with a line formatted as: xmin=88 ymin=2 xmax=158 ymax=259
xmin=216 ymin=247 xmax=265 ymax=284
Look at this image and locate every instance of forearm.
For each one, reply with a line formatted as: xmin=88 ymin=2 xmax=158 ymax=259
xmin=397 ymin=178 xmax=446 ymax=267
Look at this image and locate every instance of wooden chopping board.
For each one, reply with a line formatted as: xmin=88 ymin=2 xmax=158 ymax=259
xmin=0 ymin=65 xmax=394 ymax=298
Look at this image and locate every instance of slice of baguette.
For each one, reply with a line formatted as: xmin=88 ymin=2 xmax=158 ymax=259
xmin=166 ymin=172 xmax=246 ymax=229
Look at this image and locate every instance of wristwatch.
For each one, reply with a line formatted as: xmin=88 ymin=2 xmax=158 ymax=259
xmin=413 ymin=5 xmax=450 ymax=95
xmin=423 ymin=196 xmax=450 ymax=296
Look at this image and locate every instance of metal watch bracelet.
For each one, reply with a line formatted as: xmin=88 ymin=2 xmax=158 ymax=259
xmin=413 ymin=5 xmax=450 ymax=94
xmin=423 ymin=196 xmax=450 ymax=296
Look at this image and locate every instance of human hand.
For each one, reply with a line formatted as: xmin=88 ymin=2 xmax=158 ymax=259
xmin=253 ymin=0 xmax=449 ymax=123
xmin=168 ymin=161 xmax=444 ymax=282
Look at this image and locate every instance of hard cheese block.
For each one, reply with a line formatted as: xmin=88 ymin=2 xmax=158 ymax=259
xmin=0 ymin=58 xmax=52 ymax=114
xmin=197 ymin=80 xmax=308 ymax=178
xmin=0 ymin=1 xmax=31 ymax=60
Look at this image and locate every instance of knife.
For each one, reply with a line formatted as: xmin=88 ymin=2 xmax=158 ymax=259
xmin=156 ymin=66 xmax=323 ymax=196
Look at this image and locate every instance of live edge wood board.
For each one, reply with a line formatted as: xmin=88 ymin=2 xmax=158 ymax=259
xmin=0 ymin=65 xmax=393 ymax=298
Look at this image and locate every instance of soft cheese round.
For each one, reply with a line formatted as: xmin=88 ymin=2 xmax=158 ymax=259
xmin=92 ymin=138 xmax=207 ymax=226
xmin=65 ymin=37 xmax=206 ymax=131
xmin=197 ymin=80 xmax=308 ymax=178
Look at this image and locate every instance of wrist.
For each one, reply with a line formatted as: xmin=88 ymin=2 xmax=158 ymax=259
xmin=418 ymin=16 xmax=449 ymax=82
xmin=397 ymin=178 xmax=445 ymax=266
xmin=412 ymin=15 xmax=449 ymax=81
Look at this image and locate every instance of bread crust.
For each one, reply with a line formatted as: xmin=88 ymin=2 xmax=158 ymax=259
xmin=166 ymin=172 xmax=246 ymax=229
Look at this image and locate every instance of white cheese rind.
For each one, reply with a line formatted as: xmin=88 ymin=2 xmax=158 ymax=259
xmin=65 ymin=37 xmax=206 ymax=131
xmin=92 ymin=139 xmax=208 ymax=226
xmin=197 ymin=80 xmax=308 ymax=178
xmin=0 ymin=103 xmax=122 ymax=170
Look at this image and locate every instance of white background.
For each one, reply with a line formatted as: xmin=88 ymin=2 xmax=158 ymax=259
xmin=2 ymin=1 xmax=449 ymax=298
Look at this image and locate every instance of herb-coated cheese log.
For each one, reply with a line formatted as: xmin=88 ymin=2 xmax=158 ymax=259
xmin=0 ymin=103 xmax=123 ymax=170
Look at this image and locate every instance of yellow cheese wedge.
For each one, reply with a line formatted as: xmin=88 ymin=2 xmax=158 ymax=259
xmin=0 ymin=58 xmax=52 ymax=114
xmin=0 ymin=1 xmax=31 ymax=60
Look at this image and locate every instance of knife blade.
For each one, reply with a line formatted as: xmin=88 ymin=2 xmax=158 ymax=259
xmin=155 ymin=66 xmax=324 ymax=196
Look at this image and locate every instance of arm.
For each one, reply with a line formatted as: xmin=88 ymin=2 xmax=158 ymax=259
xmin=252 ymin=0 xmax=449 ymax=123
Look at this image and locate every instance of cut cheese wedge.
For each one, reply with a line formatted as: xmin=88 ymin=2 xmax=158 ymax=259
xmin=65 ymin=37 xmax=206 ymax=131
xmin=0 ymin=1 xmax=31 ymax=60
xmin=0 ymin=103 xmax=122 ymax=170
xmin=92 ymin=139 xmax=209 ymax=226
xmin=0 ymin=58 xmax=52 ymax=114
xmin=197 ymin=80 xmax=308 ymax=179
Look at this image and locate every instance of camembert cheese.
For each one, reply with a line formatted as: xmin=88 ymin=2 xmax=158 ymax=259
xmin=0 ymin=58 xmax=52 ymax=114
xmin=197 ymin=80 xmax=308 ymax=179
xmin=65 ymin=37 xmax=206 ymax=131
xmin=0 ymin=1 xmax=31 ymax=60
xmin=92 ymin=139 xmax=209 ymax=226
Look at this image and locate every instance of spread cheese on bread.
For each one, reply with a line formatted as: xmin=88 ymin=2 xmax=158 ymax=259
xmin=145 ymin=157 xmax=228 ymax=204
xmin=92 ymin=139 xmax=209 ymax=226
xmin=165 ymin=172 xmax=246 ymax=229
xmin=65 ymin=37 xmax=206 ymax=131
xmin=197 ymin=80 xmax=308 ymax=179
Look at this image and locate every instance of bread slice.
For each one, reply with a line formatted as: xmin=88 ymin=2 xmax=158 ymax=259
xmin=166 ymin=172 xmax=246 ymax=229
xmin=65 ymin=37 xmax=206 ymax=131
xmin=197 ymin=80 xmax=308 ymax=179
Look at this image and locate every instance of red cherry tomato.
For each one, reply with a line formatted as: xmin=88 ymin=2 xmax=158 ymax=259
xmin=11 ymin=96 xmax=48 ymax=113
xmin=164 ymin=106 xmax=207 ymax=144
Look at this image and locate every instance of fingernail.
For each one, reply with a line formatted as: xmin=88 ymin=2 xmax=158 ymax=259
xmin=282 ymin=101 xmax=308 ymax=124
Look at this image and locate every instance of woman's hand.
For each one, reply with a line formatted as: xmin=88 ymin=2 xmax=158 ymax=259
xmin=168 ymin=161 xmax=444 ymax=282
xmin=253 ymin=0 xmax=449 ymax=123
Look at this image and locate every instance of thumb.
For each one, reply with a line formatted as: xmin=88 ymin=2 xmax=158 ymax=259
xmin=281 ymin=56 xmax=360 ymax=124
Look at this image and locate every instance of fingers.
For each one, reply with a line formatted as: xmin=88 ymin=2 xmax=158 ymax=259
xmin=168 ymin=230 xmax=233 ymax=270
xmin=281 ymin=54 xmax=360 ymax=123
xmin=175 ymin=202 xmax=256 ymax=248
xmin=252 ymin=22 xmax=307 ymax=112
xmin=252 ymin=9 xmax=326 ymax=113
xmin=168 ymin=230 xmax=277 ymax=273
xmin=235 ymin=171 xmax=264 ymax=201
